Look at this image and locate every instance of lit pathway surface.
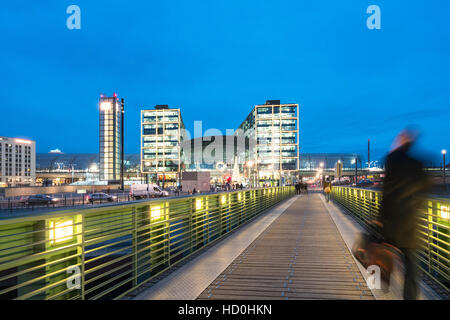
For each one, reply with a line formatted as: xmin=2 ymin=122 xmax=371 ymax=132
xmin=133 ymin=196 xmax=299 ymax=300
xmin=197 ymin=194 xmax=374 ymax=300
xmin=132 ymin=193 xmax=439 ymax=300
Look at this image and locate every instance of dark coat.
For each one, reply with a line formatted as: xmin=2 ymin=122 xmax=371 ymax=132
xmin=323 ymin=181 xmax=332 ymax=192
xmin=379 ymin=146 xmax=430 ymax=248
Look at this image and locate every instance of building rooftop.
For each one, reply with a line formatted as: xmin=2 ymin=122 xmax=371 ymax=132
xmin=0 ymin=136 xmax=35 ymax=144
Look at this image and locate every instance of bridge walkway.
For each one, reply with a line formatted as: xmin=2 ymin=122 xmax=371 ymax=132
xmin=196 ymin=194 xmax=373 ymax=300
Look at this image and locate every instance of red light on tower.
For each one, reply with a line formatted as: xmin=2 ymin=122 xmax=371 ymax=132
xmin=113 ymin=92 xmax=117 ymax=98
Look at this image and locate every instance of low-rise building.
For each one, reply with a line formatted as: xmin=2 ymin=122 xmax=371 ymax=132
xmin=0 ymin=136 xmax=36 ymax=187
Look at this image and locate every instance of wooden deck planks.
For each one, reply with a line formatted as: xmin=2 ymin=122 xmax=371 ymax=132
xmin=197 ymin=194 xmax=374 ymax=300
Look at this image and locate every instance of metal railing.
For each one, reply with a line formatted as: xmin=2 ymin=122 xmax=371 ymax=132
xmin=331 ymin=186 xmax=449 ymax=293
xmin=0 ymin=192 xmax=131 ymax=211
xmin=0 ymin=186 xmax=294 ymax=300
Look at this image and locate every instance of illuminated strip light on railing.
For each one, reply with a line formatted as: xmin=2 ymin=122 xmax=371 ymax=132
xmin=150 ymin=205 xmax=162 ymax=221
xmin=440 ymin=206 xmax=449 ymax=220
xmin=196 ymin=199 xmax=203 ymax=210
xmin=49 ymin=220 xmax=74 ymax=244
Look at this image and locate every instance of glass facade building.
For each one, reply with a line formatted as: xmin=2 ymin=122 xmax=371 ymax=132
xmin=238 ymin=100 xmax=299 ymax=186
xmin=99 ymin=95 xmax=124 ymax=182
xmin=299 ymin=153 xmax=362 ymax=171
xmin=141 ymin=105 xmax=185 ymax=187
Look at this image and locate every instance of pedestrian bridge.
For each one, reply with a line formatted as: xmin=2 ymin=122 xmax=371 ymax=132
xmin=0 ymin=187 xmax=448 ymax=300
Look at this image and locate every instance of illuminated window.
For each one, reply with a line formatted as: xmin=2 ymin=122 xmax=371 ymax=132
xmin=100 ymin=102 xmax=112 ymax=111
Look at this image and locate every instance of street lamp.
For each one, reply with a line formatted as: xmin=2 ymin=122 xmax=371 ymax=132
xmin=443 ymin=149 xmax=447 ymax=192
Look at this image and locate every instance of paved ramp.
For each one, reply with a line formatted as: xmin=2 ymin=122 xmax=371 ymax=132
xmin=197 ymin=194 xmax=374 ymax=300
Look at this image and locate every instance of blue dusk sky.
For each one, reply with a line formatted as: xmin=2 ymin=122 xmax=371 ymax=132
xmin=1 ymin=1 xmax=449 ymax=164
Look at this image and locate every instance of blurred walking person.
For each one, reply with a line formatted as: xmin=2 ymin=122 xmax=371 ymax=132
xmin=323 ymin=178 xmax=332 ymax=202
xmin=379 ymin=128 xmax=430 ymax=300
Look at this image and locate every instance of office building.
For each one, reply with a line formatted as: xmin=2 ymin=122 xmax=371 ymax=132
xmin=0 ymin=136 xmax=36 ymax=187
xmin=238 ymin=100 xmax=299 ymax=186
xmin=141 ymin=105 xmax=185 ymax=187
xmin=140 ymin=100 xmax=298 ymax=187
xmin=99 ymin=94 xmax=124 ymax=184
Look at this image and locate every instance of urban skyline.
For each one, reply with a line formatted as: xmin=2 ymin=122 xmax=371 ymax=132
xmin=3 ymin=94 xmax=447 ymax=165
xmin=0 ymin=2 xmax=448 ymax=304
xmin=1 ymin=2 xmax=449 ymax=163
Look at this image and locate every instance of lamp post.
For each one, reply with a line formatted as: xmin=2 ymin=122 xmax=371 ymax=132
xmin=319 ymin=162 xmax=324 ymax=185
xmin=443 ymin=149 xmax=447 ymax=192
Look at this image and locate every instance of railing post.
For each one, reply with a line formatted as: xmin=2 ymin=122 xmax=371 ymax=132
xmin=240 ymin=191 xmax=245 ymax=226
xmin=165 ymin=202 xmax=171 ymax=268
xmin=206 ymin=196 xmax=210 ymax=243
xmin=189 ymin=198 xmax=193 ymax=254
xmin=80 ymin=214 xmax=86 ymax=300
xmin=132 ymin=206 xmax=137 ymax=288
xmin=427 ymin=200 xmax=433 ymax=274
xmin=219 ymin=194 xmax=224 ymax=236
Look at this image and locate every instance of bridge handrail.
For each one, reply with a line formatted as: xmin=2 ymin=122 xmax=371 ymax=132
xmin=331 ymin=186 xmax=449 ymax=293
xmin=0 ymin=186 xmax=295 ymax=300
